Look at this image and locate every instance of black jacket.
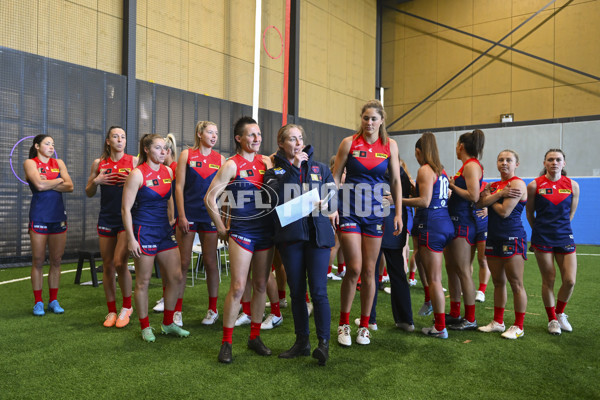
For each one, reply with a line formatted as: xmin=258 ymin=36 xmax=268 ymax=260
xmin=263 ymin=145 xmax=336 ymax=248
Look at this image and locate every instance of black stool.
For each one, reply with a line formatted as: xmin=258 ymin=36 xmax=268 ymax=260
xmin=74 ymin=249 xmax=102 ymax=287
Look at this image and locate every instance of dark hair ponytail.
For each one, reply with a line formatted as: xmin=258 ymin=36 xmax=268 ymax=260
xmin=101 ymin=126 xmax=125 ymax=160
xmin=458 ymin=129 xmax=485 ymax=159
xmin=29 ymin=134 xmax=52 ymax=159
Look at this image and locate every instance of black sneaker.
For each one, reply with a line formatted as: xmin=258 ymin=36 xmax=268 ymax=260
xmin=449 ymin=319 xmax=478 ymax=331
xmin=218 ymin=342 xmax=233 ymax=364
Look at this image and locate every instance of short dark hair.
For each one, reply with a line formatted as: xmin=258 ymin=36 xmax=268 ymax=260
xmin=233 ymin=116 xmax=257 ymax=152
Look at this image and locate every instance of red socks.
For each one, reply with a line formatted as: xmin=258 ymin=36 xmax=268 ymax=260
xmin=409 ymin=271 xmax=415 ymax=280
xmin=175 ymin=298 xmax=183 ymax=312
xmin=434 ymin=313 xmax=445 ymax=331
xmin=328 ymin=265 xmax=333 ymax=274
xmin=278 ymin=290 xmax=286 ymax=300
xmin=339 ymin=312 xmax=350 ymax=326
xmin=222 ymin=327 xmax=234 ymax=344
xmin=424 ymin=286 xmax=431 ymax=302
xmin=208 ymin=296 xmax=218 ymax=313
xmin=493 ymin=307 xmax=505 ymax=324
xmin=249 ymin=322 xmax=261 ymax=340
xmin=49 ymin=288 xmax=58 ymax=302
xmin=33 ymin=290 xmax=42 ymax=304
xmin=545 ymin=306 xmax=557 ymax=322
xmin=123 ymin=296 xmax=132 ymax=309
xmin=139 ymin=316 xmax=150 ymax=330
xmin=478 ymin=283 xmax=487 ymax=293
xmin=464 ymin=304 xmax=476 ymax=323
xmin=338 ymin=262 xmax=345 ymax=273
xmin=514 ymin=312 xmax=525 ymax=330
xmin=556 ymin=300 xmax=567 ymax=314
xmin=305 ymin=292 xmax=310 ymax=303
xmin=271 ymin=301 xmax=281 ymax=317
xmin=107 ymin=301 xmax=117 ymax=314
xmin=450 ymin=301 xmax=461 ymax=318
xmin=359 ymin=315 xmax=370 ymax=328
xmin=163 ymin=309 xmax=174 ymax=325
xmin=242 ymin=301 xmax=251 ymax=316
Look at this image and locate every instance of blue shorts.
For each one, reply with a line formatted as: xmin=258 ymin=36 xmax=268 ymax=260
xmin=485 ymin=238 xmax=528 ymax=259
xmin=134 ymin=224 xmax=178 ymax=256
xmin=230 ymin=231 xmax=273 ymax=253
xmin=531 ymin=243 xmax=576 ymax=254
xmin=416 ymin=226 xmax=454 ymax=253
xmin=97 ymin=219 xmax=124 ymax=237
xmin=29 ymin=221 xmax=67 ymax=235
xmin=475 ymin=230 xmax=488 ymax=243
xmin=187 ymin=221 xmax=217 ymax=233
xmin=338 ymin=215 xmax=384 ymax=238
xmin=451 ymin=216 xmax=476 ymax=245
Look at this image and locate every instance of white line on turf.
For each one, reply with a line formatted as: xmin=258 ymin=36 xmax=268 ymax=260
xmin=0 ymin=268 xmax=84 ymax=285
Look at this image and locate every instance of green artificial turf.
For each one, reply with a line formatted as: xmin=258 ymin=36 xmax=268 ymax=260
xmin=0 ymin=246 xmax=599 ymax=399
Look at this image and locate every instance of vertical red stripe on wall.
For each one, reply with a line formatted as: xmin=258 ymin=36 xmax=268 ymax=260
xmin=282 ymin=0 xmax=291 ymax=126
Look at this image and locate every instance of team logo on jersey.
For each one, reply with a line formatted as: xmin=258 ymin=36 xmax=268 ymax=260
xmin=310 ymin=173 xmax=321 ymax=181
xmin=559 ymin=189 xmax=571 ymax=194
xmin=352 ymin=150 xmax=367 ymax=158
xmin=273 ymin=167 xmax=285 ymax=175
xmin=209 ymin=164 xmax=220 ymax=169
xmin=190 ymin=161 xmax=202 ymax=168
xmin=375 ymin=153 xmax=388 ymax=159
xmin=311 ymin=166 xmax=320 ymax=173
xmin=538 ymin=188 xmax=553 ymax=195
xmin=240 ymin=170 xmax=254 ymax=178
xmin=38 ymin=167 xmax=46 ymax=174
xmin=146 ymin=179 xmax=160 ymax=187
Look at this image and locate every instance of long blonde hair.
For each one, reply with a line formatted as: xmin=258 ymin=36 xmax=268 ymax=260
xmin=165 ymin=133 xmax=178 ymax=160
xmin=193 ymin=121 xmax=217 ymax=150
xmin=355 ymin=99 xmax=388 ymax=145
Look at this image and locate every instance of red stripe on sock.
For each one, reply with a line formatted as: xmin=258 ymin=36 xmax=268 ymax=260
xmin=208 ymin=296 xmax=218 ymax=313
xmin=139 ymin=316 xmax=150 ymax=330
xmin=222 ymin=327 xmax=234 ymax=344
xmin=163 ymin=309 xmax=175 ymax=326
xmin=250 ymin=322 xmax=261 ymax=340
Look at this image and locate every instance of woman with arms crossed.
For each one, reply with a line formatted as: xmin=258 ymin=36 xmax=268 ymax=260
xmin=332 ymin=100 xmax=403 ymax=346
xmin=477 ymin=150 xmax=528 ymax=339
xmin=85 ymin=126 xmax=137 ymax=327
xmin=526 ymin=149 xmax=579 ymax=335
xmin=444 ymin=129 xmax=485 ymax=330
xmin=122 ymin=134 xmax=189 ymax=342
xmin=25 ymin=134 xmax=73 ymax=316
xmin=205 ymin=117 xmax=274 ymax=364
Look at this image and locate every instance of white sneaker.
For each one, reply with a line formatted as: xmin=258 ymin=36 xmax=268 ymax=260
xmin=395 ymin=322 xmax=415 ymax=332
xmin=478 ymin=320 xmax=505 ymax=333
xmin=265 ymin=298 xmax=288 ymax=308
xmin=548 ymin=319 xmax=562 ymax=335
xmin=153 ymin=297 xmax=164 ymax=313
xmin=327 ymin=272 xmax=342 ymax=281
xmin=383 ymin=287 xmax=391 ymax=294
xmin=306 ymin=302 xmax=313 ymax=317
xmin=408 ymin=278 xmax=417 ymax=286
xmin=354 ymin=317 xmax=378 ymax=331
xmin=335 ymin=270 xmax=346 ymax=278
xmin=261 ymin=313 xmax=283 ymax=330
xmin=422 ymin=326 xmax=448 ymax=339
xmin=475 ymin=290 xmax=486 ymax=303
xmin=356 ymin=327 xmax=371 ymax=345
xmin=501 ymin=325 xmax=524 ymax=339
xmin=418 ymin=301 xmax=433 ymax=316
xmin=381 ymin=275 xmax=390 ymax=283
xmin=234 ymin=312 xmax=251 ymax=326
xmin=337 ymin=324 xmax=352 ymax=347
xmin=173 ymin=311 xmax=183 ymax=327
xmin=201 ymin=309 xmax=219 ymax=325
xmin=556 ymin=313 xmax=572 ymax=332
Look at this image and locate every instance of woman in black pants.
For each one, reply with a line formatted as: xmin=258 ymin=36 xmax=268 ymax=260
xmin=264 ymin=124 xmax=337 ymax=366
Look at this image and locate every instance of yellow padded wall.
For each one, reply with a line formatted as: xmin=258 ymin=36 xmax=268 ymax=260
xmin=383 ymin=0 xmax=600 ymax=131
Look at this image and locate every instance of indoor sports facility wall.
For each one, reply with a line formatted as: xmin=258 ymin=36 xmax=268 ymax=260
xmin=0 ymin=47 xmax=351 ymax=266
